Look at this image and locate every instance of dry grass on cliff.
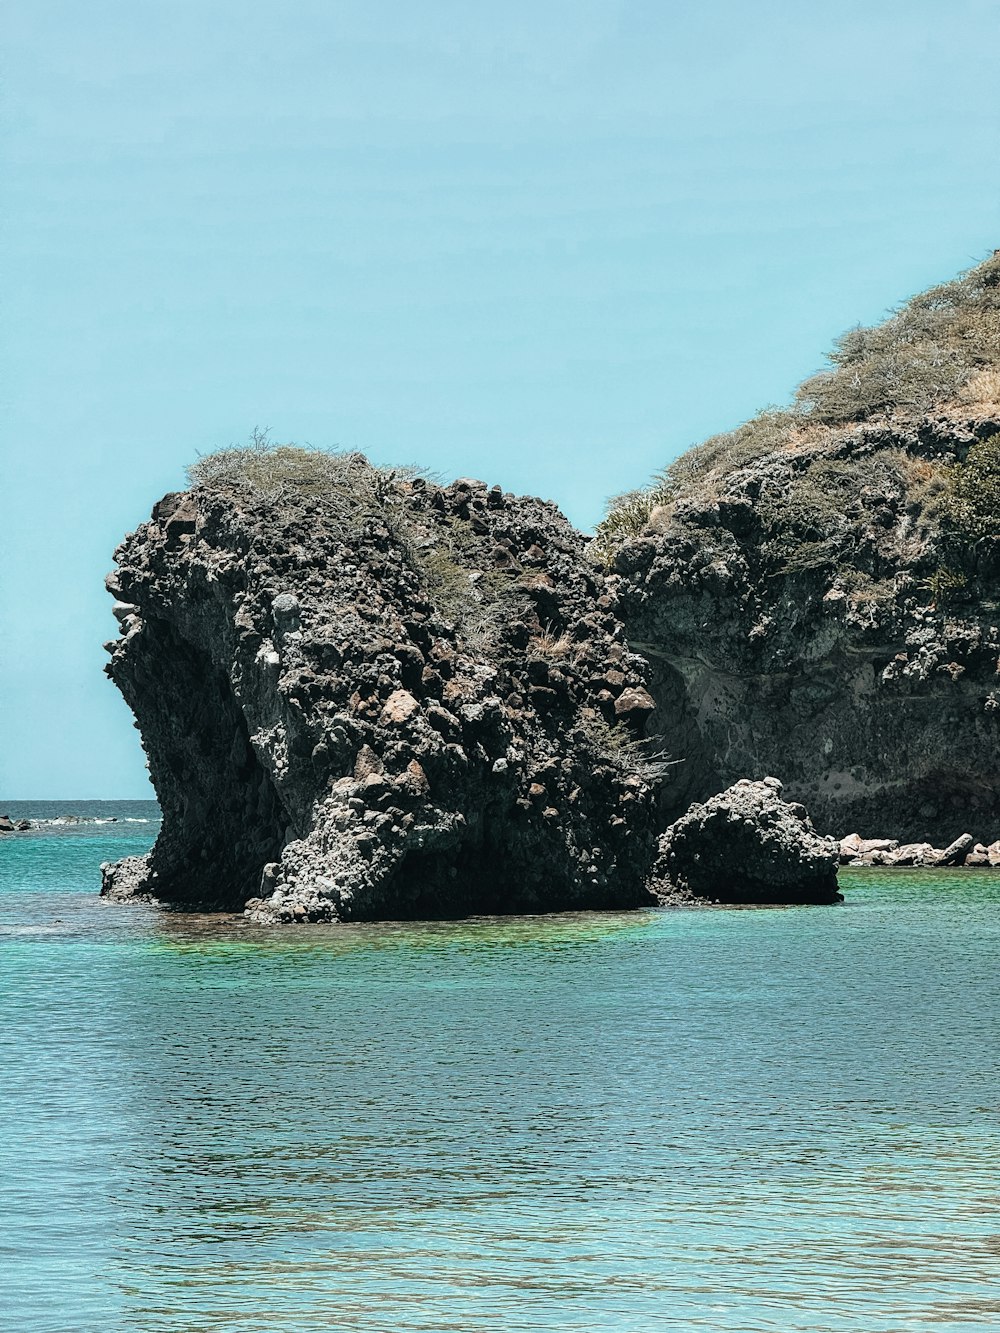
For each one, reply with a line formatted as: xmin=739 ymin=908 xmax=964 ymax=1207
xmin=595 ymin=252 xmax=1000 ymax=562
xmin=956 ymin=367 xmax=1000 ymax=415
xmin=190 ymin=435 xmax=357 ymax=496
xmin=187 ymin=434 xmax=428 ymax=541
xmin=529 ymin=625 xmax=574 ymax=659
xmin=796 ymin=253 xmax=1000 ymax=422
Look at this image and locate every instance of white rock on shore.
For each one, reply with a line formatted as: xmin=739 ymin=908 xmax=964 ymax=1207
xmin=839 ymin=830 xmax=997 ymax=868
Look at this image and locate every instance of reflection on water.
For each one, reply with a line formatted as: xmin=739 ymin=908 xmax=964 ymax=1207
xmin=2 ymin=812 xmax=1000 ymax=1331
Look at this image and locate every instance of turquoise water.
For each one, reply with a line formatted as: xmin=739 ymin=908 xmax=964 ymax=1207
xmin=2 ymin=804 xmax=999 ymax=1332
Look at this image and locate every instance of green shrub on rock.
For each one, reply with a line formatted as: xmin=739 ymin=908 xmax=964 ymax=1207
xmin=945 ymin=432 xmax=1000 ymax=542
xmin=920 ymin=566 xmax=969 ymax=606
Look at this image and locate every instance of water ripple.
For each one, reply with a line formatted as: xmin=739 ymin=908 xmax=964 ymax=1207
xmin=1 ymin=823 xmax=999 ymax=1331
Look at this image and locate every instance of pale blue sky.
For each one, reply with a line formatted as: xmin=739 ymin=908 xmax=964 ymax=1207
xmin=2 ymin=0 xmax=999 ymax=797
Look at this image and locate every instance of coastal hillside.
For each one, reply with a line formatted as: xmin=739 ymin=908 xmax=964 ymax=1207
xmin=598 ymin=253 xmax=1000 ymax=840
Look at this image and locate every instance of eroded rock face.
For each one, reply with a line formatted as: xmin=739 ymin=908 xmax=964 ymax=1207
xmin=103 ymin=457 xmax=663 ymax=922
xmin=654 ymin=777 xmax=841 ymax=905
xmin=615 ymin=413 xmax=1000 ymax=842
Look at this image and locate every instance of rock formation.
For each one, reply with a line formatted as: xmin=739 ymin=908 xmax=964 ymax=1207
xmin=598 ymin=253 xmax=1000 ymax=843
xmin=102 ymin=449 xmax=666 ymax=921
xmin=102 ymin=253 xmax=1000 ymax=914
xmin=654 ymin=778 xmax=841 ymax=905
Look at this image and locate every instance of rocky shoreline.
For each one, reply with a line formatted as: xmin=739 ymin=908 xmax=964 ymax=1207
xmin=838 ymin=832 xmax=1000 ymax=867
xmin=86 ymin=255 xmax=1000 ymax=922
xmin=98 ymin=446 xmax=853 ymax=922
xmin=97 ymin=442 xmax=1000 ymax=923
xmin=0 ymin=816 xmax=32 ymax=834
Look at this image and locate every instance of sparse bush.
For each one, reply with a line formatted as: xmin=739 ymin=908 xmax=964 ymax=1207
xmin=576 ymin=710 xmax=675 ymax=785
xmin=921 ymin=566 xmax=969 ymax=605
xmin=529 ymin=625 xmax=574 ymax=659
xmin=664 ymin=409 xmax=803 ymax=490
xmin=596 ymin=253 xmax=1000 ymax=563
xmin=838 ymin=569 xmax=897 ymax=602
xmin=417 ymin=546 xmax=477 ymax=616
xmin=410 ymin=518 xmax=528 ymax=649
xmin=944 ymin=432 xmax=1000 ymax=542
xmin=187 ymin=431 xmax=424 ymax=539
xmin=798 ymin=337 xmax=969 ymax=422
xmin=759 ymin=457 xmax=868 ymax=572
xmin=797 ymin=254 xmax=1000 ymax=422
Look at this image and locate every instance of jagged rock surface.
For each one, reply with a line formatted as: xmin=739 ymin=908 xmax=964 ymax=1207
xmin=103 ymin=457 xmax=664 ymax=922
xmin=654 ymin=778 xmax=841 ymax=904
xmin=614 ymin=411 xmax=1000 ymax=841
xmin=602 ymin=251 xmax=1000 ymax=843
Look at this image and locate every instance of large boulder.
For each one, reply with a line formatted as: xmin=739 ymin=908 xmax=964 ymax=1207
xmin=102 ymin=450 xmax=663 ymax=923
xmin=654 ymin=777 xmax=841 ymax=904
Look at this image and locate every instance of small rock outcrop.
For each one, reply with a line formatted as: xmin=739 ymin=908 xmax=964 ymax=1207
xmin=102 ymin=449 xmax=665 ymax=922
xmin=654 ymin=777 xmax=841 ymax=904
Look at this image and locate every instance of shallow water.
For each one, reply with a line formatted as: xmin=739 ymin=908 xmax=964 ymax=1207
xmin=2 ymin=803 xmax=999 ymax=1332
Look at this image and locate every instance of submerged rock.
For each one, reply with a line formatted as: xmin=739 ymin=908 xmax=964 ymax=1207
xmin=654 ymin=777 xmax=841 ymax=905
xmin=102 ymin=452 xmax=663 ymax=922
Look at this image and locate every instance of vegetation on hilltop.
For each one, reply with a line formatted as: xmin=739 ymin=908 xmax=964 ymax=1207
xmin=186 ymin=432 xmax=526 ymax=652
xmin=593 ymin=253 xmax=1000 ymax=573
xmin=186 ymin=427 xmax=423 ymax=513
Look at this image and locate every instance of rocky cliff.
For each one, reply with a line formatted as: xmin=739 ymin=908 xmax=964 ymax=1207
xmin=104 ymin=254 xmax=1000 ymax=911
xmin=598 ymin=253 xmax=1000 ymax=841
xmin=102 ymin=449 xmax=664 ymax=921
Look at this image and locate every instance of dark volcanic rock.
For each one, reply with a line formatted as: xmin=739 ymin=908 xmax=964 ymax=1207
xmin=100 ymin=856 xmax=154 ymax=900
xmin=601 ymin=252 xmax=1000 ymax=844
xmin=615 ymin=414 xmax=1000 ymax=842
xmin=103 ymin=453 xmax=663 ymax=922
xmin=654 ymin=777 xmax=841 ymax=904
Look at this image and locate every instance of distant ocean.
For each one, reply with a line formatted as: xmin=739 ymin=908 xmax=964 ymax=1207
xmin=0 ymin=798 xmax=161 ymax=830
xmin=2 ymin=803 xmax=1000 ymax=1332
